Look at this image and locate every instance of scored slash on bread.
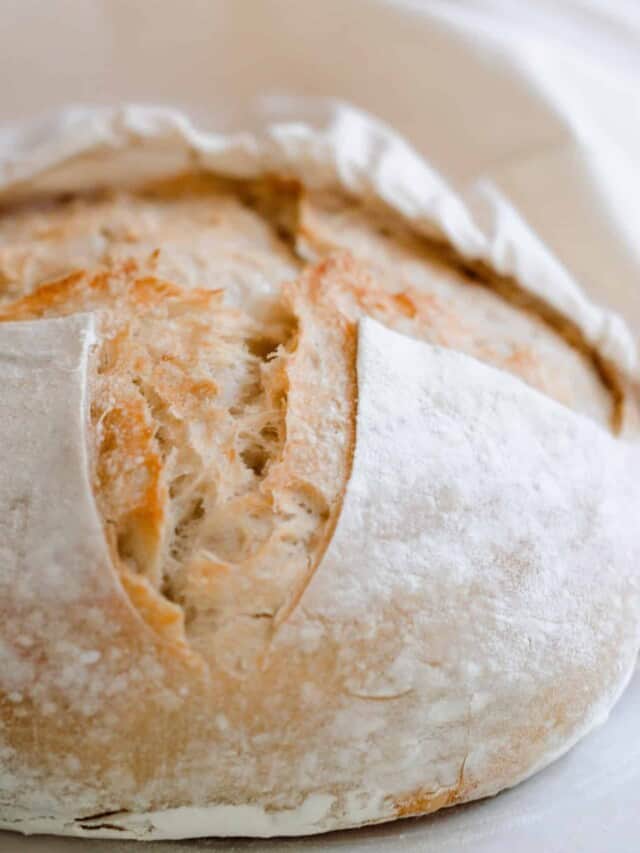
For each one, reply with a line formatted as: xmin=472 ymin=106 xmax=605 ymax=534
xmin=0 ymin=173 xmax=632 ymax=675
xmin=0 ymin=252 xmax=357 ymax=665
xmin=0 ymin=233 xmax=625 ymax=665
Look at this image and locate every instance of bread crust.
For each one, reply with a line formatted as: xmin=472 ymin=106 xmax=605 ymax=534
xmin=0 ymin=173 xmax=639 ymax=838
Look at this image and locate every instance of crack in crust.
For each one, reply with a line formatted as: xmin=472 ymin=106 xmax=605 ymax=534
xmin=0 ymin=257 xmax=357 ymax=674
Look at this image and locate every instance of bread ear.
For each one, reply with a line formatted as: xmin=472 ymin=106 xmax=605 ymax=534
xmin=281 ymin=316 xmax=640 ymax=818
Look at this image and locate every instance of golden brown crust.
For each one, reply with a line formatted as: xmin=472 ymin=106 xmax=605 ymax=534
xmin=394 ymin=786 xmax=462 ymax=819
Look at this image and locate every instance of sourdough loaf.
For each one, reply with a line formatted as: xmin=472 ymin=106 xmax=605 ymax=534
xmin=0 ymin=111 xmax=639 ymax=839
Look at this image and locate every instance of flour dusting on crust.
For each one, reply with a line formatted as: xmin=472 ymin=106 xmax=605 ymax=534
xmin=0 ymin=105 xmax=639 ymax=839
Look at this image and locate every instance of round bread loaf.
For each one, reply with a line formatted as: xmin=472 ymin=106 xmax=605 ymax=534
xmin=0 ymin=166 xmax=639 ymax=839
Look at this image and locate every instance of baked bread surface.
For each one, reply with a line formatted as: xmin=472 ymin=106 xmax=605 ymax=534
xmin=0 ymin=174 xmax=638 ymax=838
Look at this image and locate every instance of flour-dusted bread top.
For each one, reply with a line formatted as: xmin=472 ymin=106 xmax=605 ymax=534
xmin=1 ymin=105 xmax=639 ymax=839
xmin=0 ymin=174 xmax=627 ymax=428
